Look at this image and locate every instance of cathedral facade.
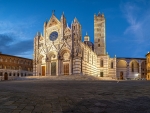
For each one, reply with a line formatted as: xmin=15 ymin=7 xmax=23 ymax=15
xmin=33 ymin=12 xmax=116 ymax=78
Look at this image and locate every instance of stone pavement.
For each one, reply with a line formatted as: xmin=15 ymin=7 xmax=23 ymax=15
xmin=0 ymin=76 xmax=150 ymax=113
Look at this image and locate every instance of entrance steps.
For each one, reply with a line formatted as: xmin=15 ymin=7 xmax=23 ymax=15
xmin=18 ymin=75 xmax=116 ymax=81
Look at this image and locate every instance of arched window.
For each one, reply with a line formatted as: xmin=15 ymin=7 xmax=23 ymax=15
xmin=100 ymin=59 xmax=103 ymax=67
xmin=111 ymin=62 xmax=113 ymax=68
xmin=98 ymin=44 xmax=100 ymax=47
xmin=132 ymin=62 xmax=134 ymax=72
xmin=100 ymin=72 xmax=103 ymax=77
xmin=0 ymin=72 xmax=2 ymax=76
xmin=0 ymin=65 xmax=2 ymax=69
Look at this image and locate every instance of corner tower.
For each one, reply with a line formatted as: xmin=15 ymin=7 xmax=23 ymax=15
xmin=94 ymin=12 xmax=106 ymax=55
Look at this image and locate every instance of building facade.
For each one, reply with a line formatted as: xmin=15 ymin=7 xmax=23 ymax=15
xmin=116 ymin=58 xmax=146 ymax=80
xmin=146 ymin=52 xmax=150 ymax=80
xmin=0 ymin=53 xmax=33 ymax=81
xmin=33 ymin=12 xmax=147 ymax=80
xmin=33 ymin=12 xmax=116 ymax=77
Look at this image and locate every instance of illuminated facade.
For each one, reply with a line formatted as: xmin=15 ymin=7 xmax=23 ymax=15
xmin=33 ymin=12 xmax=148 ymax=80
xmin=0 ymin=53 xmax=33 ymax=81
xmin=33 ymin=12 xmax=116 ymax=78
xmin=116 ymin=58 xmax=146 ymax=80
xmin=146 ymin=52 xmax=150 ymax=80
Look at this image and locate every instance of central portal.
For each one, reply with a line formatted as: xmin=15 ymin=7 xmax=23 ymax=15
xmin=64 ymin=63 xmax=69 ymax=75
xmin=51 ymin=62 xmax=56 ymax=76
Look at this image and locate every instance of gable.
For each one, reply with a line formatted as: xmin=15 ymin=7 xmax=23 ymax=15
xmin=64 ymin=27 xmax=71 ymax=36
xmin=47 ymin=15 xmax=60 ymax=27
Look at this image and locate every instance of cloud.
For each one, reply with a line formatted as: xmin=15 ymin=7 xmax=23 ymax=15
xmin=1 ymin=38 xmax=33 ymax=58
xmin=0 ymin=18 xmax=36 ymax=41
xmin=0 ymin=17 xmax=37 ymax=58
xmin=121 ymin=1 xmax=150 ymax=57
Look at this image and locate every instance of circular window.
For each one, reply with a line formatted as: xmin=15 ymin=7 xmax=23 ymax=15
xmin=49 ymin=31 xmax=58 ymax=41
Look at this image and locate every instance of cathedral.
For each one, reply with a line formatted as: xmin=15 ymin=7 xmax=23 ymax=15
xmin=33 ymin=12 xmax=116 ymax=78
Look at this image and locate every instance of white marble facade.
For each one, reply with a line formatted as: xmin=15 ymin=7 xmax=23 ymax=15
xmin=33 ymin=12 xmax=116 ymax=78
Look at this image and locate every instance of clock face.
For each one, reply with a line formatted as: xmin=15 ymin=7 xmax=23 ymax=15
xmin=49 ymin=31 xmax=58 ymax=41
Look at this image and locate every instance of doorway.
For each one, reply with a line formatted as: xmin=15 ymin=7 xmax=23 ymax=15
xmin=64 ymin=63 xmax=69 ymax=75
xmin=42 ymin=66 xmax=45 ymax=76
xmin=120 ymin=71 xmax=123 ymax=80
xmin=51 ymin=62 xmax=56 ymax=76
xmin=4 ymin=72 xmax=8 ymax=80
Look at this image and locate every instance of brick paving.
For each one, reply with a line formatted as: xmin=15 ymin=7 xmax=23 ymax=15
xmin=0 ymin=76 xmax=150 ymax=113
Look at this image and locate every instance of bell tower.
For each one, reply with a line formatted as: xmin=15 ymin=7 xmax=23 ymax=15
xmin=94 ymin=12 xmax=106 ymax=55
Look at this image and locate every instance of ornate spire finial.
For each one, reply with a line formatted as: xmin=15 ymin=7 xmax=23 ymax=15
xmin=86 ymin=32 xmax=88 ymax=35
xmin=67 ymin=23 xmax=68 ymax=27
xmin=98 ymin=11 xmax=100 ymax=15
xmin=52 ymin=10 xmax=55 ymax=15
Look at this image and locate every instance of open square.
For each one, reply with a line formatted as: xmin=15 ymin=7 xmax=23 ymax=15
xmin=0 ymin=76 xmax=150 ymax=113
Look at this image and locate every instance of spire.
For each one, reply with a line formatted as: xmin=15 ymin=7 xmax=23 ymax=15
xmin=67 ymin=23 xmax=69 ymax=27
xmin=74 ymin=17 xmax=79 ymax=23
xmin=52 ymin=10 xmax=55 ymax=15
xmin=98 ymin=11 xmax=100 ymax=16
xmin=86 ymin=32 xmax=88 ymax=36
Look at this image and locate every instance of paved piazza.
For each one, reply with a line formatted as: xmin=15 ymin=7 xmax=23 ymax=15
xmin=0 ymin=76 xmax=150 ymax=113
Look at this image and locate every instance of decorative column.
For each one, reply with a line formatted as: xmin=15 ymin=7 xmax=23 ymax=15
xmin=49 ymin=62 xmax=51 ymax=76
xmin=126 ymin=60 xmax=130 ymax=79
xmin=138 ymin=60 xmax=142 ymax=79
xmin=56 ymin=60 xmax=58 ymax=76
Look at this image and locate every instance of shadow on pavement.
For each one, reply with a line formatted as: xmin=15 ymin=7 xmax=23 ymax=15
xmin=63 ymin=96 xmax=150 ymax=113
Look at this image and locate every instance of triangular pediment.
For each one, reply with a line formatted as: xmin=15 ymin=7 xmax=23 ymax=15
xmin=47 ymin=44 xmax=58 ymax=52
xmin=47 ymin=15 xmax=60 ymax=27
xmin=39 ymin=48 xmax=46 ymax=54
xmin=64 ymin=27 xmax=71 ymax=35
xmin=39 ymin=36 xmax=44 ymax=41
xmin=59 ymin=41 xmax=71 ymax=51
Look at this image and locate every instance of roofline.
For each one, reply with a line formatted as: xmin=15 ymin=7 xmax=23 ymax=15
xmin=0 ymin=53 xmax=32 ymax=60
xmin=117 ymin=57 xmax=146 ymax=60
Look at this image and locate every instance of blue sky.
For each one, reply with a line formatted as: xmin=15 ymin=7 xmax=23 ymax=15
xmin=0 ymin=0 xmax=150 ymax=59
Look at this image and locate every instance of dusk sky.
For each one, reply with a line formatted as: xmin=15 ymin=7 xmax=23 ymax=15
xmin=0 ymin=0 xmax=150 ymax=59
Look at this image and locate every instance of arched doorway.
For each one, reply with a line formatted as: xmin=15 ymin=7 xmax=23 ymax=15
xmin=62 ymin=51 xmax=70 ymax=76
xmin=51 ymin=62 xmax=56 ymax=76
xmin=4 ymin=72 xmax=8 ymax=80
xmin=120 ymin=71 xmax=123 ymax=80
xmin=64 ymin=63 xmax=69 ymax=75
xmin=42 ymin=66 xmax=46 ymax=76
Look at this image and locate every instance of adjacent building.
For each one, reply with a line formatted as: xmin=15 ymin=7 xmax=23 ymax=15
xmin=0 ymin=53 xmax=33 ymax=80
xmin=116 ymin=57 xmax=146 ymax=80
xmin=146 ymin=52 xmax=150 ymax=80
